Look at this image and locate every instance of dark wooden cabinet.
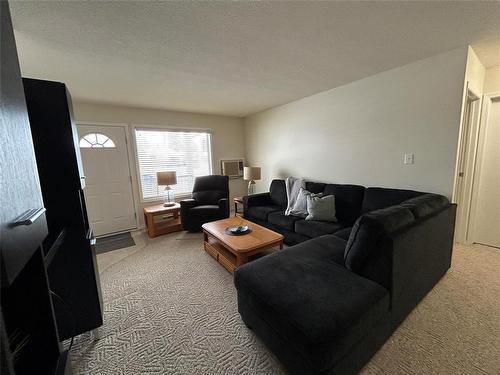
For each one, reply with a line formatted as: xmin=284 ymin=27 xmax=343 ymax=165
xmin=22 ymin=79 xmax=87 ymax=252
xmin=1 ymin=2 xmax=68 ymax=374
xmin=1 ymin=2 xmax=102 ymax=372
xmin=0 ymin=2 xmax=48 ymax=287
xmin=23 ymin=78 xmax=103 ymax=341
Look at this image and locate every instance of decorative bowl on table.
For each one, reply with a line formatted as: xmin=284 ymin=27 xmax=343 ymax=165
xmin=225 ymin=225 xmax=251 ymax=236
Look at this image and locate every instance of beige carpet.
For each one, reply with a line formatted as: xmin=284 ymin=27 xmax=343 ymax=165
xmin=70 ymin=231 xmax=500 ymax=374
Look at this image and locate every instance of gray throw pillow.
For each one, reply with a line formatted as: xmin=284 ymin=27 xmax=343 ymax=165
xmin=290 ymin=188 xmax=323 ymax=217
xmin=306 ymin=194 xmax=337 ymax=222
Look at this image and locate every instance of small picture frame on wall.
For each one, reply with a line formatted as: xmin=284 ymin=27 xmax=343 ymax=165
xmin=220 ymin=159 xmax=244 ymax=179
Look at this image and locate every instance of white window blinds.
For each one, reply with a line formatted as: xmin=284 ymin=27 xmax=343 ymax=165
xmin=135 ymin=128 xmax=212 ymax=200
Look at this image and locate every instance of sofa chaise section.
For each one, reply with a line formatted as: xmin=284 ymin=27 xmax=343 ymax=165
xmin=235 ymin=236 xmax=390 ymax=374
xmin=236 ymin=190 xmax=456 ymax=374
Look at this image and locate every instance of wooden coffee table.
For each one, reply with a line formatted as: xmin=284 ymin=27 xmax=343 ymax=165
xmin=202 ymin=217 xmax=284 ymax=273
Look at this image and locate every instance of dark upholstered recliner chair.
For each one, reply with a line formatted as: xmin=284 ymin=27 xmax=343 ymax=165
xmin=180 ymin=175 xmax=230 ymax=231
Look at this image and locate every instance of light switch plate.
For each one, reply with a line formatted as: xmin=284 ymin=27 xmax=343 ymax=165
xmin=404 ymin=153 xmax=414 ymax=165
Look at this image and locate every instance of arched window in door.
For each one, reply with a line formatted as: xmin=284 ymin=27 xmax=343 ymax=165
xmin=79 ymin=133 xmax=116 ymax=148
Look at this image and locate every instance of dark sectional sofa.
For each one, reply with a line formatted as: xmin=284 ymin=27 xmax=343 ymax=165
xmin=235 ymin=179 xmax=456 ymax=374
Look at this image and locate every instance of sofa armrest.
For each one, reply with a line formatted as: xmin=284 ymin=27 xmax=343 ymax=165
xmin=218 ymin=198 xmax=230 ymax=218
xmin=180 ymin=198 xmax=197 ymax=208
xmin=180 ymin=198 xmax=198 ymax=220
xmin=243 ymin=193 xmax=273 ymax=212
xmin=390 ymin=204 xmax=455 ymax=327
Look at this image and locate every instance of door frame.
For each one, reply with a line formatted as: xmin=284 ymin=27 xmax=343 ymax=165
xmin=467 ymin=92 xmax=500 ymax=245
xmin=76 ymin=121 xmax=140 ymax=234
xmin=452 ymin=83 xmax=482 ymax=244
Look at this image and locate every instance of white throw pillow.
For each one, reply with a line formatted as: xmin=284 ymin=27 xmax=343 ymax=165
xmin=290 ymin=188 xmax=323 ymax=217
xmin=306 ymin=194 xmax=337 ymax=222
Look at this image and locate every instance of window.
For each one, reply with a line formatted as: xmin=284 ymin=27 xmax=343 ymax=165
xmin=134 ymin=128 xmax=212 ymax=200
xmin=79 ymin=133 xmax=116 ymax=148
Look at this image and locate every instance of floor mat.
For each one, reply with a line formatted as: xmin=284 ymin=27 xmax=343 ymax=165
xmin=95 ymin=232 xmax=135 ymax=254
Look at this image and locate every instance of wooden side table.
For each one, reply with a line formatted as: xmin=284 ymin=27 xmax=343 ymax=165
xmin=144 ymin=203 xmax=182 ymax=238
xmin=233 ymin=196 xmax=244 ymax=217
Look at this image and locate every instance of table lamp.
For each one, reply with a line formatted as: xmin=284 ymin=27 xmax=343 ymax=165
xmin=156 ymin=171 xmax=177 ymax=207
xmin=243 ymin=167 xmax=261 ymax=196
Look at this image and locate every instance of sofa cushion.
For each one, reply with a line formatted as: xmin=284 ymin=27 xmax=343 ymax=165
xmin=244 ymin=216 xmax=312 ymax=246
xmin=243 ymin=192 xmax=273 ymax=208
xmin=400 ymin=194 xmax=449 ymax=219
xmin=333 ymin=227 xmax=352 ymax=241
xmin=285 ymin=234 xmax=347 ymax=264
xmin=185 ymin=204 xmax=225 ymax=228
xmin=302 ymin=235 xmax=348 ymax=264
xmin=344 ymin=206 xmax=415 ymax=282
xmin=361 ymin=187 xmax=423 ymax=213
xmin=305 ymin=181 xmax=327 ymax=194
xmin=323 ymin=184 xmax=365 ymax=225
xmin=234 ymin=245 xmax=390 ymax=372
xmin=290 ymin=188 xmax=323 ymax=218
xmin=269 ymin=179 xmax=287 ymax=208
xmin=306 ymin=194 xmax=337 ymax=222
xmin=295 ymin=220 xmax=345 ymax=238
xmin=268 ymin=211 xmax=302 ymax=231
xmin=246 ymin=205 xmax=282 ymax=221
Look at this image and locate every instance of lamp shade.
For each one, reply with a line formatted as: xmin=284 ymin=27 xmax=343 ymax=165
xmin=243 ymin=167 xmax=261 ymax=181
xmin=156 ymin=171 xmax=177 ymax=186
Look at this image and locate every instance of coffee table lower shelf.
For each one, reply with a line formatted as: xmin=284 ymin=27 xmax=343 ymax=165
xmin=204 ymin=240 xmax=236 ymax=273
xmin=203 ymin=235 xmax=280 ymax=273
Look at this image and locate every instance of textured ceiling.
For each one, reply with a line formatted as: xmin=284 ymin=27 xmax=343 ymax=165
xmin=10 ymin=1 xmax=500 ymax=117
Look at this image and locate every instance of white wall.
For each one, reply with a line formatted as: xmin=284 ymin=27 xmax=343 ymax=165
xmin=72 ymin=101 xmax=246 ymax=226
xmin=244 ymin=47 xmax=468 ymax=198
xmin=464 ymin=46 xmax=485 ymax=95
xmin=484 ymin=66 xmax=500 ymax=93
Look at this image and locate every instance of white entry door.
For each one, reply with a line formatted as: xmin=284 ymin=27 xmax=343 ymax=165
xmin=77 ymin=125 xmax=136 ymax=236
xmin=473 ymin=97 xmax=500 ymax=248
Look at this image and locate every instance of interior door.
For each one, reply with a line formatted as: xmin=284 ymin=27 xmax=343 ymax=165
xmin=473 ymin=96 xmax=500 ymax=248
xmin=454 ymin=90 xmax=481 ymax=244
xmin=77 ymin=125 xmax=136 ymax=236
